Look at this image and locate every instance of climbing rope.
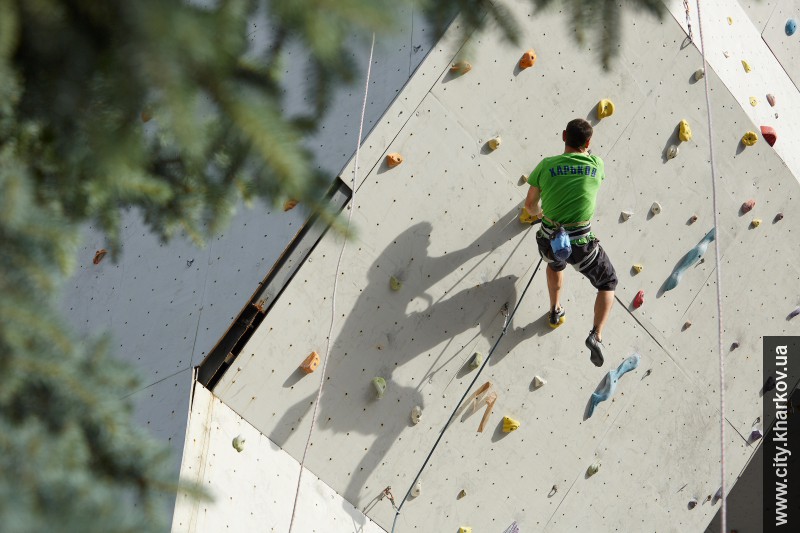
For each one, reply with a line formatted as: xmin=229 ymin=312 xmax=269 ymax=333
xmin=390 ymin=256 xmax=544 ymax=533
xmin=287 ymin=32 xmax=376 ymax=533
xmin=694 ymin=2 xmax=726 ymax=532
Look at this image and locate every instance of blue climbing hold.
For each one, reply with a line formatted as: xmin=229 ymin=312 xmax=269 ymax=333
xmin=787 ymin=19 xmax=797 ymax=36
xmin=587 ymin=354 xmax=641 ymax=418
xmin=664 ymin=228 xmax=716 ymax=292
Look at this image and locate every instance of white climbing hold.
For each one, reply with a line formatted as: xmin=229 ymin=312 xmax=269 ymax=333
xmin=587 ymin=462 xmax=601 ymax=477
xmin=651 ymin=202 xmax=662 ymax=215
xmin=373 ymin=377 xmax=387 ymax=399
xmin=411 ymin=405 xmax=422 ymax=425
xmin=533 ymin=375 xmax=546 ymax=389
xmin=621 ymin=210 xmax=634 ymax=221
xmin=667 ymin=145 xmax=679 ymax=159
xmin=693 ymin=68 xmax=704 ymax=81
xmin=232 ymin=435 xmax=246 ymax=452
xmin=412 ymin=481 xmax=422 ymax=497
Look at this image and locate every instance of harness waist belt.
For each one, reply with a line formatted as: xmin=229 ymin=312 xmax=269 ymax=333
xmin=540 ymin=223 xmax=592 ymax=240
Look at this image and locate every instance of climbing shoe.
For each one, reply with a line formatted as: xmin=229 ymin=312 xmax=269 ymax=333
xmin=585 ymin=329 xmax=605 ymax=367
xmin=548 ymin=306 xmax=566 ymax=329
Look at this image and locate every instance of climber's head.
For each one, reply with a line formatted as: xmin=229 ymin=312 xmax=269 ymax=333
xmin=563 ymin=118 xmax=593 ymax=151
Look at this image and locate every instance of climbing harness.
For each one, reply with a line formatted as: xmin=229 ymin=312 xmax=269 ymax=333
xmin=390 ymin=257 xmax=544 ymax=533
xmin=287 ymin=32 xmax=377 ymax=533
xmin=694 ymin=1 xmax=727 ymax=531
xmin=539 ymin=218 xmax=592 ymax=265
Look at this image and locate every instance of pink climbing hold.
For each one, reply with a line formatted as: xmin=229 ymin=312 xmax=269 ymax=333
xmin=761 ymin=126 xmax=777 ymax=146
xmin=741 ymin=199 xmax=756 ymax=214
xmin=767 ymin=94 xmax=776 ymax=107
xmin=633 ymin=290 xmax=645 ymax=309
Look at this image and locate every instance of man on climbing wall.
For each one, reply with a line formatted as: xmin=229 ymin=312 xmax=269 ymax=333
xmin=522 ymin=118 xmax=618 ymax=367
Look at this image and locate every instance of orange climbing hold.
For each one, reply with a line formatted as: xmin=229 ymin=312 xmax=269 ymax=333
xmin=633 ymin=290 xmax=645 ymax=309
xmin=386 ymin=153 xmax=403 ymax=167
xmin=93 ymin=249 xmax=108 ymax=265
xmin=300 ymin=351 xmax=320 ymax=374
xmin=283 ymin=199 xmax=299 ymax=211
xmin=450 ymin=61 xmax=472 ymax=75
xmin=519 ymin=49 xmax=537 ymax=70
xmin=761 ymin=126 xmax=777 ymax=146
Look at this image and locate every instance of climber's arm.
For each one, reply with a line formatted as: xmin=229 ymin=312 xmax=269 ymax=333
xmin=524 ymin=186 xmax=543 ymax=217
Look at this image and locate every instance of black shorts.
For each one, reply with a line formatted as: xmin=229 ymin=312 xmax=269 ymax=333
xmin=536 ymin=232 xmax=618 ymax=291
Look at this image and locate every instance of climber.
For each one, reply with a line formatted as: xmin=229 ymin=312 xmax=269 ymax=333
xmin=523 ymin=118 xmax=617 ymax=367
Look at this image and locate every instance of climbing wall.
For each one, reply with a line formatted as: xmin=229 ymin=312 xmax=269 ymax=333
xmin=199 ymin=1 xmax=800 ymax=532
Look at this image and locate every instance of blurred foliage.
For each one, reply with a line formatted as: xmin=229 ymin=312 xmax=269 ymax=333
xmin=0 ymin=0 xmax=664 ymax=530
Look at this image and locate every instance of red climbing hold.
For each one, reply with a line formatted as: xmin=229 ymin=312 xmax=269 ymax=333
xmin=741 ymin=199 xmax=756 ymax=214
xmin=633 ymin=290 xmax=645 ymax=309
xmin=760 ymin=126 xmax=777 ymax=146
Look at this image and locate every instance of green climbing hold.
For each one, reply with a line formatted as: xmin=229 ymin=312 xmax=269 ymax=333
xmin=468 ymin=352 xmax=483 ymax=369
xmin=372 ymin=377 xmax=386 ymax=399
xmin=389 ymin=276 xmax=402 ymax=291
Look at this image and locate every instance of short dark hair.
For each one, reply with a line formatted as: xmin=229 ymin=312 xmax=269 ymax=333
xmin=565 ymin=118 xmax=593 ymax=149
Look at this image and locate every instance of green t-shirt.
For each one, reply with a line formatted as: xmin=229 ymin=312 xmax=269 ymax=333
xmin=528 ymin=153 xmax=605 ymax=228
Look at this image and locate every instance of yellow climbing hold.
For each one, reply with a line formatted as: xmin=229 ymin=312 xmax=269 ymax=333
xmin=632 ymin=264 xmax=643 ymax=274
xmin=596 ymin=99 xmax=615 ymax=119
xmin=749 ymin=97 xmax=758 ymax=107
xmin=752 ymin=218 xmax=762 ymax=228
xmin=727 ymin=16 xmax=733 ymax=25
xmin=519 ymin=208 xmax=540 ymax=225
xmin=742 ymin=131 xmax=758 ymax=146
xmin=678 ymin=120 xmax=692 ymax=142
xmin=488 ymin=136 xmax=502 ymax=150
xmin=458 ymin=528 xmax=472 ymax=533
xmin=502 ymin=416 xmax=521 ymax=433
xmin=742 ymin=60 xmax=752 ymax=73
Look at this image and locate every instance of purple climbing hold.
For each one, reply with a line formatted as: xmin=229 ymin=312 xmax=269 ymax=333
xmin=789 ymin=306 xmax=800 ymax=320
xmin=750 ymin=427 xmax=763 ymax=441
xmin=731 ymin=342 xmax=740 ymax=351
xmin=764 ymin=375 xmax=776 ymax=393
xmin=774 ymin=212 xmax=784 ymax=222
xmin=688 ymin=498 xmax=698 ymax=510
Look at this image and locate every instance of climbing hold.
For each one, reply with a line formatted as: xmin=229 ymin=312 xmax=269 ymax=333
xmin=532 ymin=375 xmax=546 ymax=389
xmin=650 ymin=202 xmax=662 ymax=215
xmin=667 ymin=145 xmax=679 ymax=159
xmin=688 ymin=498 xmax=698 ymax=510
xmin=751 ymin=218 xmax=762 ymax=228
xmin=723 ymin=51 xmax=730 ymax=58
xmin=741 ymin=199 xmax=756 ymax=214
xmin=664 ymin=228 xmax=716 ymax=291
xmin=689 ymin=214 xmax=698 ymax=224
xmin=389 ymin=275 xmax=402 ymax=291
xmin=774 ymin=212 xmax=784 ymax=222
xmin=750 ymin=427 xmax=763 ymax=441
xmin=742 ymin=131 xmax=758 ymax=146
xmin=232 ymin=435 xmax=245 ymax=452
xmin=283 ymin=199 xmax=299 ymax=211
xmin=411 ymin=405 xmax=422 ymax=425
xmin=620 ymin=210 xmax=634 ymax=221
xmin=714 ymin=487 xmax=723 ymax=502
xmin=92 ymin=249 xmax=108 ymax=265
xmin=519 ymin=207 xmax=540 ymax=225
xmin=678 ymin=120 xmax=692 ymax=142
xmin=767 ymin=93 xmax=776 ymax=107
xmin=372 ymin=377 xmax=387 ymax=399
xmin=632 ymin=264 xmax=643 ymax=274
xmin=549 ymin=485 xmax=558 ymax=496
xmin=299 ymin=351 xmax=320 ymax=374
xmin=450 ymin=61 xmax=472 ymax=75
xmin=385 ymin=153 xmax=403 ymax=167
xmin=764 ymin=376 xmax=776 ymax=393
xmin=741 ymin=60 xmax=752 ymax=73
xmin=457 ymin=489 xmax=467 ymax=499
xmin=518 ymin=174 xmax=528 ymax=186
xmin=693 ymin=68 xmax=704 ymax=81
xmin=683 ymin=321 xmax=692 ymax=330
xmin=488 ymin=136 xmax=502 ymax=150
xmin=458 ymin=528 xmax=472 ymax=533
xmin=411 ymin=481 xmax=422 ymax=498
xmin=586 ymin=462 xmax=601 ymax=477
xmin=787 ymin=19 xmax=797 ymax=36
xmin=633 ymin=290 xmax=645 ymax=309
xmin=789 ymin=306 xmax=800 ymax=319
xmin=727 ymin=16 xmax=733 ymax=25
xmin=468 ymin=352 xmax=483 ymax=369
xmin=587 ymin=354 xmax=641 ymax=418
xmin=731 ymin=342 xmax=740 ymax=351
xmin=761 ymin=126 xmax=777 ymax=146
xmin=749 ymin=96 xmax=758 ymax=107
xmin=596 ymin=99 xmax=615 ymax=119
xmin=519 ymin=49 xmax=537 ymax=70
xmin=502 ymin=416 xmax=520 ymax=433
